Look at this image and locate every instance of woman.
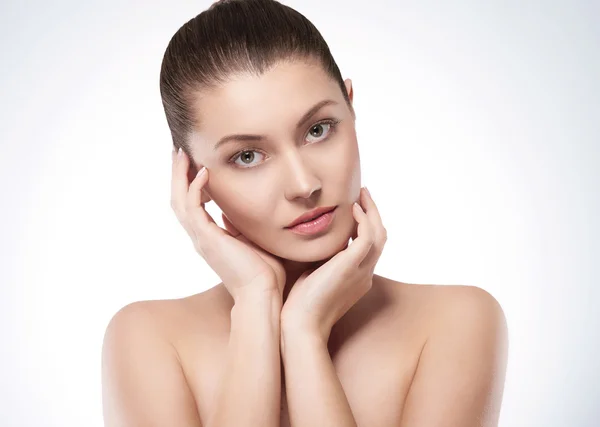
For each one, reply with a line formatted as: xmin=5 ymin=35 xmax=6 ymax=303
xmin=101 ymin=1 xmax=508 ymax=426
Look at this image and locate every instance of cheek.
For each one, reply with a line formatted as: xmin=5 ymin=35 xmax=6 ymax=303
xmin=209 ymin=178 xmax=274 ymax=230
xmin=326 ymin=135 xmax=361 ymax=197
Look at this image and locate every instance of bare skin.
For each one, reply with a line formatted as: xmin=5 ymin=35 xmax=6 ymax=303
xmin=102 ymin=275 xmax=507 ymax=426
xmin=102 ymin=59 xmax=508 ymax=426
xmin=173 ymin=276 xmax=439 ymax=426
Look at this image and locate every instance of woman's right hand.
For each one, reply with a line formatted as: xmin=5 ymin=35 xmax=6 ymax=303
xmin=170 ymin=147 xmax=286 ymax=301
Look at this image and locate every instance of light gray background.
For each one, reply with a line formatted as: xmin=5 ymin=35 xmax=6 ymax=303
xmin=1 ymin=0 xmax=598 ymax=426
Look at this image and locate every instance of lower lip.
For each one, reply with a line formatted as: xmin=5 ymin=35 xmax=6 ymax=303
xmin=287 ymin=208 xmax=336 ymax=236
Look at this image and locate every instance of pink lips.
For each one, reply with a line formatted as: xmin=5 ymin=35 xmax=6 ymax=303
xmin=286 ymin=206 xmax=337 ymax=228
xmin=285 ymin=207 xmax=337 ymax=236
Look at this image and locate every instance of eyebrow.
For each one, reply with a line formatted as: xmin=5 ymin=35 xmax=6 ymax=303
xmin=213 ymin=99 xmax=339 ymax=151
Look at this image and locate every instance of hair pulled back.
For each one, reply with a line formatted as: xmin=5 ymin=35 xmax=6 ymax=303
xmin=159 ymin=0 xmax=352 ymax=155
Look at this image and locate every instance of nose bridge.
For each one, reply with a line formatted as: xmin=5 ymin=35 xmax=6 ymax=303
xmin=282 ymin=146 xmax=321 ymax=200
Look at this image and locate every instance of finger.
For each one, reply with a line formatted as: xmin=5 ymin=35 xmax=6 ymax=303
xmin=187 ymin=166 xmax=207 ymax=209
xmin=360 ymin=187 xmax=385 ymax=239
xmin=172 ymin=149 xmax=219 ymax=247
xmin=359 ymin=187 xmax=387 ymax=265
xmin=317 ymin=202 xmax=372 ymax=277
xmin=351 ymin=212 xmax=359 ymax=241
xmin=343 ymin=202 xmax=375 ymax=266
xmin=186 ymin=166 xmax=220 ymax=237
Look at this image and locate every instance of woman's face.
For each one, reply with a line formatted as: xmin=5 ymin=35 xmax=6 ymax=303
xmin=188 ymin=59 xmax=361 ymax=262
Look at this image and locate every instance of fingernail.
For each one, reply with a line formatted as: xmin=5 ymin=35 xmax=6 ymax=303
xmin=178 ymin=147 xmax=184 ymax=158
xmin=197 ymin=166 xmax=206 ymax=177
xmin=364 ymin=187 xmax=371 ymax=197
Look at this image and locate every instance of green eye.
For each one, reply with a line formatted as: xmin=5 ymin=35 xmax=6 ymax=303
xmin=228 ymin=118 xmax=341 ymax=169
xmin=307 ymin=123 xmax=328 ymax=140
xmin=306 ymin=119 xmax=340 ymax=143
xmin=231 ymin=149 xmax=265 ymax=168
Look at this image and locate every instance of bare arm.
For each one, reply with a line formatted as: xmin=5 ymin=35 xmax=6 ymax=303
xmin=399 ymin=286 xmax=509 ymax=427
xmin=276 ymin=187 xmax=386 ymax=427
xmin=101 ymin=301 xmax=203 ymax=426
xmin=207 ymin=288 xmax=283 ymax=427
xmin=280 ymin=327 xmax=358 ymax=427
xmin=102 ymin=288 xmax=283 ymax=427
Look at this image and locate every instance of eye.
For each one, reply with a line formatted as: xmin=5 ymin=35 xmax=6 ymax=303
xmin=230 ymin=149 xmax=266 ymax=168
xmin=305 ymin=119 xmax=339 ymax=144
xmin=228 ymin=118 xmax=341 ymax=169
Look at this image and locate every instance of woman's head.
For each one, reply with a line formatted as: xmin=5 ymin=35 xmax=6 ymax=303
xmin=160 ymin=0 xmax=362 ymax=264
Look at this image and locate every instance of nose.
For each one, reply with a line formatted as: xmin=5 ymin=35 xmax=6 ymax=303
xmin=283 ymin=150 xmax=321 ymax=201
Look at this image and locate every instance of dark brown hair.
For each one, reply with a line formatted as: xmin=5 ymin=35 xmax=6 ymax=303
xmin=159 ymin=0 xmax=353 ymax=159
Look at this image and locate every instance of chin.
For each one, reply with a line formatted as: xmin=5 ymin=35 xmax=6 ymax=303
xmin=271 ymin=216 xmax=354 ymax=263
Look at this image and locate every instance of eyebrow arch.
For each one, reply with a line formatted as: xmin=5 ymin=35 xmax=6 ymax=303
xmin=213 ymin=99 xmax=339 ymax=151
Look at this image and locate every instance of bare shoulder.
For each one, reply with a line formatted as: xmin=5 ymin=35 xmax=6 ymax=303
xmin=101 ymin=286 xmax=228 ymax=426
xmin=380 ymin=279 xmax=509 ymax=426
xmin=420 ymin=282 xmax=509 ymax=366
xmin=379 ymin=278 xmax=506 ymax=334
xmin=422 ymin=282 xmax=507 ymax=340
xmin=103 ymin=285 xmax=223 ymax=340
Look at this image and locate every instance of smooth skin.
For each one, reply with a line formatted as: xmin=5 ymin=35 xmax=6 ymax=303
xmin=101 ymin=59 xmax=508 ymax=427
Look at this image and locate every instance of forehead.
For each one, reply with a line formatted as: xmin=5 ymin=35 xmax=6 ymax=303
xmin=191 ymin=60 xmax=342 ymax=138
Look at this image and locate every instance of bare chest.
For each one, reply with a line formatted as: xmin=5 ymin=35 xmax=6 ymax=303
xmin=277 ymin=340 xmax=418 ymax=427
xmin=177 ymin=309 xmax=425 ymax=426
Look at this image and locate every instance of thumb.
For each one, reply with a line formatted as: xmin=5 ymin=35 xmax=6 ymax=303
xmin=351 ymin=219 xmax=359 ymax=241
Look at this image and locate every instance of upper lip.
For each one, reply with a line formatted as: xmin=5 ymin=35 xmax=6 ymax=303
xmin=285 ymin=206 xmax=337 ymax=228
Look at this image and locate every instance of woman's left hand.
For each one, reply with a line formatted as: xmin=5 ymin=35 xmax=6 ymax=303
xmin=280 ymin=187 xmax=388 ymax=343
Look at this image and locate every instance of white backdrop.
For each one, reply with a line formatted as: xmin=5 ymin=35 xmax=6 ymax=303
xmin=1 ymin=0 xmax=598 ymax=426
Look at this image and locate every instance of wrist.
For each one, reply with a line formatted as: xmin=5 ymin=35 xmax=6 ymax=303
xmin=232 ymin=287 xmax=282 ymax=319
xmin=280 ymin=322 xmax=328 ymax=358
xmin=233 ymin=280 xmax=282 ymax=304
xmin=280 ymin=315 xmax=330 ymax=345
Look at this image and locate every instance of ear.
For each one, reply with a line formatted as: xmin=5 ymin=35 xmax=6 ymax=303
xmin=344 ymin=78 xmax=354 ymax=104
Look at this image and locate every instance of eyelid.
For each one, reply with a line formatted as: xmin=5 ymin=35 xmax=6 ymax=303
xmin=228 ymin=145 xmax=265 ymax=167
xmin=305 ymin=118 xmax=340 ymax=143
xmin=228 ymin=118 xmax=341 ymax=168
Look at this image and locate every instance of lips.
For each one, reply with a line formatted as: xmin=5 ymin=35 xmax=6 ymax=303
xmin=285 ymin=206 xmax=337 ymax=228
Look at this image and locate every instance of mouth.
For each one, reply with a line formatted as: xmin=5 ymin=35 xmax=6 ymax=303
xmin=284 ymin=206 xmax=337 ymax=236
xmin=285 ymin=206 xmax=337 ymax=228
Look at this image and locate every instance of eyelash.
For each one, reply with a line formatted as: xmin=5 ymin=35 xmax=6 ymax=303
xmin=228 ymin=118 xmax=341 ymax=169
